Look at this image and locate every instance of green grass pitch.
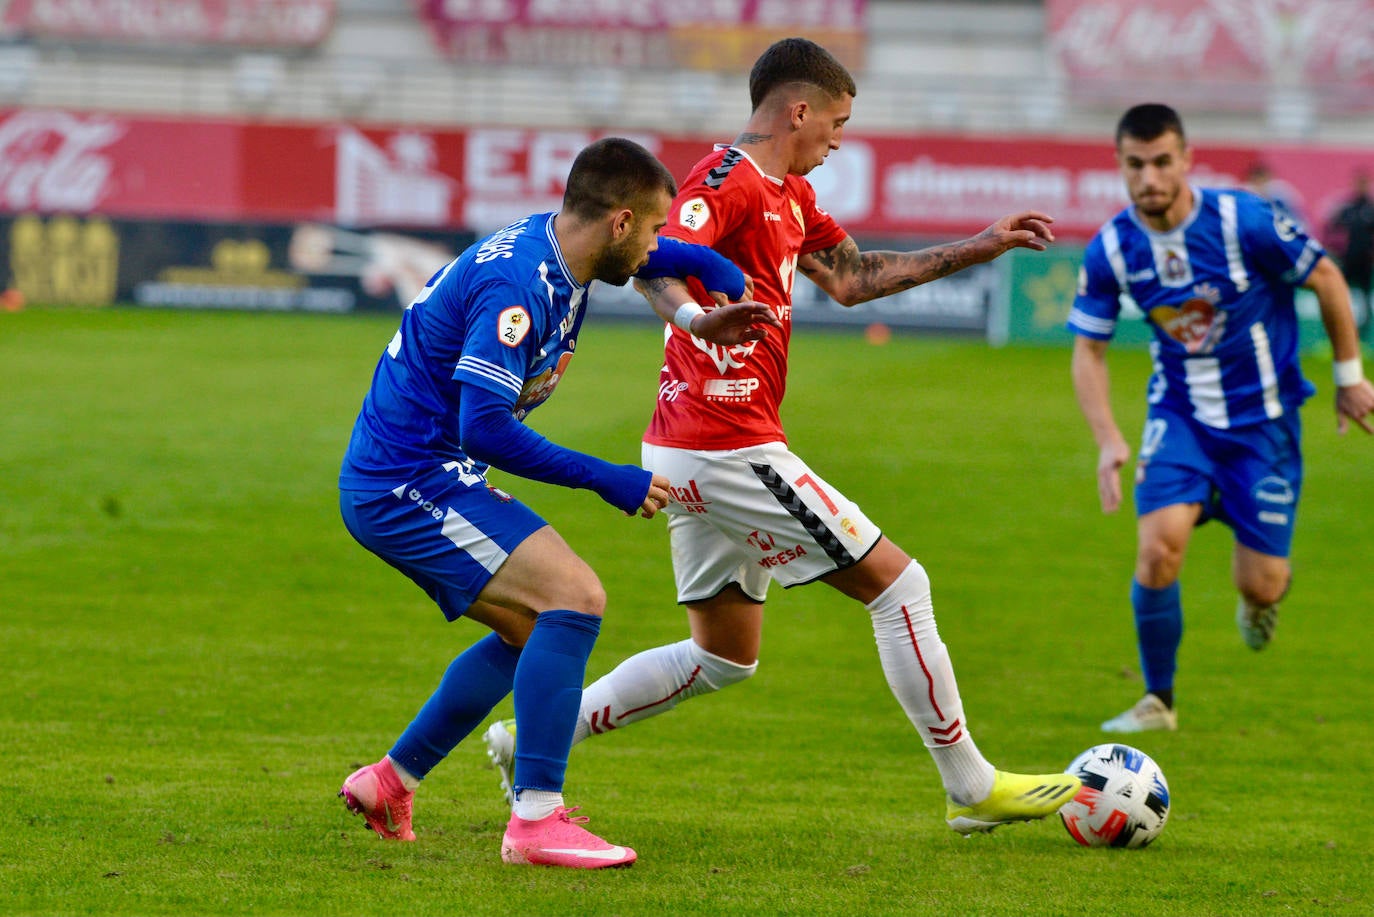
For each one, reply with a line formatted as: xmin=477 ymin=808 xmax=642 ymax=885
xmin=2 ymin=307 xmax=1370 ymax=916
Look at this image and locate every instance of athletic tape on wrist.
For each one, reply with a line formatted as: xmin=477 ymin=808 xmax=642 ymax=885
xmin=1333 ymin=357 xmax=1365 ymax=387
xmin=673 ymin=302 xmax=705 ymax=334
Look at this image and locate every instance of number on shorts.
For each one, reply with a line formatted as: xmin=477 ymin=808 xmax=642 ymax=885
xmin=794 ymin=473 xmax=839 ymax=515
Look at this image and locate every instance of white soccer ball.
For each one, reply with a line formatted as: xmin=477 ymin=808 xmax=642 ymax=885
xmin=1060 ymin=743 xmax=1170 ymax=848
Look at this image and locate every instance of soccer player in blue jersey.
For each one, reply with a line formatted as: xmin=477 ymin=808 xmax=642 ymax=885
xmin=335 ymin=137 xmax=777 ymax=867
xmin=1069 ymin=104 xmax=1374 ymax=733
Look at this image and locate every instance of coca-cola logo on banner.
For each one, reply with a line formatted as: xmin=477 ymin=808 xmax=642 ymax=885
xmin=0 ymin=110 xmax=124 ymax=212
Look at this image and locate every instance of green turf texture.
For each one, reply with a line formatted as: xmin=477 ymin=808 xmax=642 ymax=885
xmin=2 ymin=307 xmax=1369 ymax=916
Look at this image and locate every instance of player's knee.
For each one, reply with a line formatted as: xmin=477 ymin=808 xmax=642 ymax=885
xmin=1239 ymin=574 xmax=1289 ymax=608
xmin=1136 ymin=542 xmax=1185 ymax=586
xmin=1235 ymin=554 xmax=1290 ymax=608
xmin=551 ymin=573 xmax=607 ymax=617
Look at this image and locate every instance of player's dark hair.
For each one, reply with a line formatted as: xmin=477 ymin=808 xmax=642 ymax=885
xmin=1116 ymin=103 xmax=1186 ymax=148
xmin=562 ymin=137 xmax=676 ymax=221
xmin=749 ymin=37 xmax=856 ymax=112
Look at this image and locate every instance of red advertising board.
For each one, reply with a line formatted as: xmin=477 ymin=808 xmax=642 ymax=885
xmin=1 ymin=107 xmax=1370 ymax=245
xmin=1047 ymin=0 xmax=1374 ymax=112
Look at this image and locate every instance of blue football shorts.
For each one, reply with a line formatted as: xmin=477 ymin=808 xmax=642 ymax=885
xmin=339 ymin=464 xmax=546 ymax=621
xmin=1133 ymin=404 xmax=1303 ymax=557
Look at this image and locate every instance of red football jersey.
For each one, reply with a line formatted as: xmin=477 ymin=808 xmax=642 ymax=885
xmin=644 ymin=147 xmax=848 ymax=450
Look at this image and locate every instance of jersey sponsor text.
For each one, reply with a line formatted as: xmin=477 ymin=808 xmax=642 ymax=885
xmin=704 ymin=377 xmax=760 ymax=401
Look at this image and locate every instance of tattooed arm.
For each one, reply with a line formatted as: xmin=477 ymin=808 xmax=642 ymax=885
xmin=800 ymin=211 xmax=1056 ymax=307
xmin=634 ymin=276 xmax=779 ymax=345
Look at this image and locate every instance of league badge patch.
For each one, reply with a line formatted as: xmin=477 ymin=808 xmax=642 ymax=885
xmin=680 ymin=197 xmax=710 ymax=231
xmin=498 ymin=305 xmax=531 ymax=348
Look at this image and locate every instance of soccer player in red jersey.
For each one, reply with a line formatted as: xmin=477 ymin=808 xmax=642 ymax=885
xmin=488 ymin=39 xmax=1082 ymax=835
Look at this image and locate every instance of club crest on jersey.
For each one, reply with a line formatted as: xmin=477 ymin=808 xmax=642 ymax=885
xmin=1271 ymin=207 xmax=1300 ymax=242
xmin=498 ymin=305 xmax=531 ymax=348
xmin=1153 ymin=245 xmax=1193 ymax=287
xmin=679 ymin=197 xmax=710 ymax=231
xmin=789 ymin=199 xmax=805 ymax=231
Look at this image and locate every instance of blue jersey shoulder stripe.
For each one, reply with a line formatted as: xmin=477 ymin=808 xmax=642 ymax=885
xmin=455 ymin=355 xmax=522 ymax=395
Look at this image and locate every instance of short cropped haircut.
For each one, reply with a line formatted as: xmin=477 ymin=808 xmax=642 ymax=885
xmin=749 ymin=37 xmax=857 ymax=112
xmin=1116 ymin=103 xmax=1186 ymax=148
xmin=562 ymin=137 xmax=677 ymax=221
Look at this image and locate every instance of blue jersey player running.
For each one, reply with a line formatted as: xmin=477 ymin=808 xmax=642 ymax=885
xmin=1070 ymin=104 xmax=1374 ymax=733
xmin=336 ymin=137 xmax=777 ymax=868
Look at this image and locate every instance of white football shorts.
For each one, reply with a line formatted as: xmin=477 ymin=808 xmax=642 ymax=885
xmin=643 ymin=441 xmax=882 ymax=604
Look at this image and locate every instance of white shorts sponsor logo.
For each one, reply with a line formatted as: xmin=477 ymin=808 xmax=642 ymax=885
xmin=703 ymin=377 xmax=760 ymax=401
xmin=757 ymin=544 xmax=808 ymax=568
xmin=669 ymin=479 xmax=710 ymax=514
xmin=393 ymin=483 xmax=446 ymax=521
xmin=1258 ymin=511 xmax=1289 ymax=525
xmin=1254 ymin=476 xmax=1295 ymax=505
xmin=745 ymin=530 xmax=776 ymax=551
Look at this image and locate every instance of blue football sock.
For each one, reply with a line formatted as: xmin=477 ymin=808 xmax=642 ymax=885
xmin=388 ymin=632 xmax=521 ymax=780
xmin=1131 ymin=579 xmax=1183 ymax=699
xmin=512 ymin=609 xmax=602 ymax=795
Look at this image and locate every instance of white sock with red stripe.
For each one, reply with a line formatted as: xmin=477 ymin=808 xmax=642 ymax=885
xmin=866 ymin=560 xmax=995 ymax=805
xmin=571 ymin=638 xmax=757 ymax=744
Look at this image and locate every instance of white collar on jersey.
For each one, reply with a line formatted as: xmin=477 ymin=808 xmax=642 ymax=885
xmin=544 ymin=211 xmax=586 ymax=290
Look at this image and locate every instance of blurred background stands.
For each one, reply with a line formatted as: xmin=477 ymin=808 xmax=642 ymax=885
xmin=1 ymin=0 xmax=1373 ymax=145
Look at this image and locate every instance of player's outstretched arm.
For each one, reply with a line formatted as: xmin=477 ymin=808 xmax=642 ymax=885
xmin=1305 ymin=256 xmax=1374 ymax=434
xmin=459 ymin=385 xmax=658 ymax=516
xmin=800 ymin=213 xmax=1055 ymax=307
xmin=633 ymin=275 xmax=779 ymax=345
xmin=1071 ymin=335 xmax=1132 ymax=513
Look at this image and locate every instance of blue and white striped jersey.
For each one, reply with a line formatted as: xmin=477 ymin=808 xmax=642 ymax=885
xmin=1069 ymin=187 xmax=1322 ymax=429
xmin=340 ymin=212 xmax=588 ymax=489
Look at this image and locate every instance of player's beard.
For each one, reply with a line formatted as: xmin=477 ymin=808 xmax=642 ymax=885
xmin=592 ymin=234 xmax=646 ymax=287
xmin=1133 ymin=184 xmax=1178 ymax=219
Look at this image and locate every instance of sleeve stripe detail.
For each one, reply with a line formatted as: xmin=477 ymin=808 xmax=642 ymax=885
xmin=1283 ymin=239 xmax=1321 ymax=284
xmin=456 ymin=356 xmax=522 ymax=394
xmin=704 ymin=148 xmax=743 ymax=189
xmin=1068 ymin=307 xmax=1116 ymax=336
